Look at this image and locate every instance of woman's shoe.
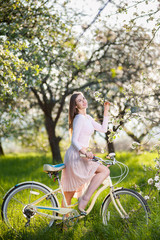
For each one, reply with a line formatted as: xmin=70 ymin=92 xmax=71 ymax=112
xmin=78 ymin=207 xmax=87 ymax=216
xmin=78 ymin=197 xmax=87 ymax=216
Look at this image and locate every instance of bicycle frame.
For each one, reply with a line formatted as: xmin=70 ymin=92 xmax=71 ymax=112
xmin=27 ymin=174 xmax=128 ymax=221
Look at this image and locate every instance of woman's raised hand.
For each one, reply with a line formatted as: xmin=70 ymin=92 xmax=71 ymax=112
xmin=104 ymin=101 xmax=110 ymax=115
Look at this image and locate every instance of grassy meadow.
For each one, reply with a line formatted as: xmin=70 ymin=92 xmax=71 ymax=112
xmin=0 ymin=151 xmax=160 ymax=240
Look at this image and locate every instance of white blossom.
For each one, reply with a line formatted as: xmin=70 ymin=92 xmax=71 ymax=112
xmin=144 ymin=195 xmax=149 ymax=200
xmin=155 ymin=162 xmax=160 ymax=169
xmin=155 ymin=182 xmax=160 ymax=191
xmin=154 ymin=176 xmax=159 ymax=182
xmin=148 ymin=178 xmax=154 ymax=185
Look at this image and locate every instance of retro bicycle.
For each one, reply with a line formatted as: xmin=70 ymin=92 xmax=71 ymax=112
xmin=1 ymin=153 xmax=150 ymax=231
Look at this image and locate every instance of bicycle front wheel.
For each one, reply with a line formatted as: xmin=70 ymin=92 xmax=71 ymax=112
xmin=101 ymin=188 xmax=150 ymax=228
xmin=2 ymin=182 xmax=59 ymax=232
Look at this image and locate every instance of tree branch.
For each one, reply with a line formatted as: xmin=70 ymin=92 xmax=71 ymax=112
xmin=30 ymin=87 xmax=45 ymax=112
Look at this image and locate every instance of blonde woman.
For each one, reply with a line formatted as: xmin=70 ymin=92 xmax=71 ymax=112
xmin=61 ymin=92 xmax=110 ymax=215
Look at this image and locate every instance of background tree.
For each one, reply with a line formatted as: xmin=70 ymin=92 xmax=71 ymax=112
xmin=82 ymin=24 xmax=160 ymax=152
xmin=0 ymin=41 xmax=39 ymax=155
xmin=0 ymin=0 xmax=41 ymax=155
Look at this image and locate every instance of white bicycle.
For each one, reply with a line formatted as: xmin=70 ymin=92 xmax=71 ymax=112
xmin=1 ymin=153 xmax=150 ymax=231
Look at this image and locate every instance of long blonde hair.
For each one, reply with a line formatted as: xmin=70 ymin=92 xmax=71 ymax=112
xmin=69 ymin=92 xmax=83 ymax=135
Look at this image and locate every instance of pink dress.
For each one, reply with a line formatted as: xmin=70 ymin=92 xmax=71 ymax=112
xmin=61 ymin=113 xmax=109 ymax=198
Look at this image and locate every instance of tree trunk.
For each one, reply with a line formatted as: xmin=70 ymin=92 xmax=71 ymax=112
xmin=45 ymin=115 xmax=62 ymax=163
xmin=0 ymin=141 xmax=4 ymax=156
xmin=105 ymin=132 xmax=115 ymax=153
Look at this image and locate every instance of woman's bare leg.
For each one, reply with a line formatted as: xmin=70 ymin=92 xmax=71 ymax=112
xmin=61 ymin=191 xmax=75 ymax=207
xmin=78 ymin=165 xmax=110 ymax=210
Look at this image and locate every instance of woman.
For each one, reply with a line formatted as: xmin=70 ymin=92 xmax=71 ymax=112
xmin=61 ymin=92 xmax=110 ymax=214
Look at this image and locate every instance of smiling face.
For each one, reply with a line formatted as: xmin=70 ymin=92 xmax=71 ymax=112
xmin=75 ymin=94 xmax=88 ymax=112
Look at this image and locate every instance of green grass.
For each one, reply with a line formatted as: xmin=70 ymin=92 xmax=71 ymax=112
xmin=0 ymin=151 xmax=159 ymax=240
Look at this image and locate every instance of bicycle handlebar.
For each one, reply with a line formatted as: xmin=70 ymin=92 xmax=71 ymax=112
xmin=80 ymin=152 xmax=116 ymax=166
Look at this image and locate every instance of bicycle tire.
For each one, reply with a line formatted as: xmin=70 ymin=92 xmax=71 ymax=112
xmin=101 ymin=188 xmax=150 ymax=228
xmin=1 ymin=182 xmax=59 ymax=231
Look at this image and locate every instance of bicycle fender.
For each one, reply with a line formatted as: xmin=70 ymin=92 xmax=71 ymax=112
xmin=2 ymin=181 xmax=60 ymax=207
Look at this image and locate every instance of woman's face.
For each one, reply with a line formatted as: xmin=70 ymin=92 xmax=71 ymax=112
xmin=75 ymin=94 xmax=88 ymax=111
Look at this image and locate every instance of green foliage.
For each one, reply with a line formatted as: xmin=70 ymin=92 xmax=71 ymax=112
xmin=0 ymin=152 xmax=160 ymax=239
xmin=0 ymin=0 xmax=77 ymax=154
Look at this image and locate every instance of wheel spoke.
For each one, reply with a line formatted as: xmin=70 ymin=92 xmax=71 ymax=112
xmin=12 ymin=196 xmax=25 ymax=206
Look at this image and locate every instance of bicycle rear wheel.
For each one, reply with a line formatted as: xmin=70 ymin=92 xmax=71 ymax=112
xmin=1 ymin=182 xmax=59 ymax=232
xmin=101 ymin=188 xmax=150 ymax=228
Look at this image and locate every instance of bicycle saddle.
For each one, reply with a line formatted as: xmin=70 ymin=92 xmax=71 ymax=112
xmin=43 ymin=163 xmax=65 ymax=173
